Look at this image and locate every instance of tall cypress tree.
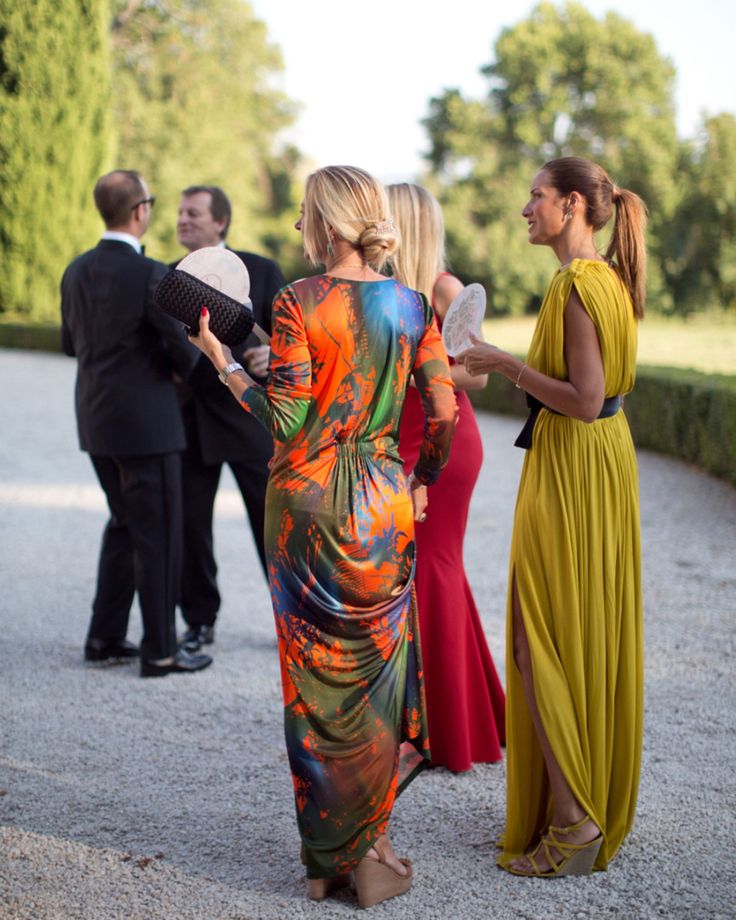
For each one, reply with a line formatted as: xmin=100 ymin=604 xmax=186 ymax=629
xmin=0 ymin=0 xmax=111 ymax=323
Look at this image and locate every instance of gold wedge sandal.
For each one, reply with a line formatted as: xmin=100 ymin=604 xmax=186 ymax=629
xmin=353 ymin=836 xmax=412 ymax=909
xmin=508 ymin=815 xmax=603 ymax=878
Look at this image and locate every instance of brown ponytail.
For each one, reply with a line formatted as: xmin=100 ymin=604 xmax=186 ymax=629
xmin=604 ymin=187 xmax=648 ymax=319
xmin=543 ymin=157 xmax=648 ymax=319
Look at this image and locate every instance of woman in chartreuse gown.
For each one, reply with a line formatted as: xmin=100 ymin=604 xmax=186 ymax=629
xmin=387 ymin=182 xmax=506 ymax=772
xmin=188 ymin=165 xmax=457 ymax=908
xmin=459 ymin=156 xmax=645 ymax=877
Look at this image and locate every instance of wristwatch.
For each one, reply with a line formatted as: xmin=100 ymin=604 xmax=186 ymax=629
xmin=218 ymin=362 xmax=244 ymax=385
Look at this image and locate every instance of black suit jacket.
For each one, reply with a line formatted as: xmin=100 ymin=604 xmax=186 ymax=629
xmin=61 ymin=239 xmax=197 ymax=457
xmin=179 ymin=248 xmax=286 ymax=465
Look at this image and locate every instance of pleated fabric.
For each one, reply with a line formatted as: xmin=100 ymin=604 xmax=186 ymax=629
xmin=241 ymin=275 xmax=457 ymax=878
xmin=497 ymin=260 xmax=644 ymax=871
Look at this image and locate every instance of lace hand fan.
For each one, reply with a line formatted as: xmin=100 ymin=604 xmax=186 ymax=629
xmin=441 ymin=283 xmax=486 ymax=356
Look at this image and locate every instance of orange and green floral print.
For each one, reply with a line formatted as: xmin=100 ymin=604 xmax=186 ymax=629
xmin=241 ymin=276 xmax=456 ymax=878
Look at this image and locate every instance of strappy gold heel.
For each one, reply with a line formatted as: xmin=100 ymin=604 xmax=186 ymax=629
xmin=508 ymin=815 xmax=603 ymax=878
xmin=353 ymin=836 xmax=412 ymax=909
xmin=307 ymin=872 xmax=351 ymax=900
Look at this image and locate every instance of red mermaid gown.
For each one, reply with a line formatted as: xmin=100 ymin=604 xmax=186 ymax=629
xmin=399 ymin=359 xmax=506 ymax=772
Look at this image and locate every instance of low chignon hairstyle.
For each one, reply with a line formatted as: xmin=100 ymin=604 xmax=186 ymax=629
xmin=387 ymin=183 xmax=447 ymax=301
xmin=542 ymin=156 xmax=648 ymax=319
xmin=301 ymin=165 xmax=399 ymax=271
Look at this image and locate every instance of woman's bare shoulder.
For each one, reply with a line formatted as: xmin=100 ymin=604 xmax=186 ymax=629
xmin=432 ymin=272 xmax=464 ymax=319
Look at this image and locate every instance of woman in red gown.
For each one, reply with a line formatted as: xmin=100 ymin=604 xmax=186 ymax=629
xmin=388 ymin=183 xmax=505 ymax=772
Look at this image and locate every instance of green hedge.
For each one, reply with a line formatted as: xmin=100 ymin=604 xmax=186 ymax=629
xmin=2 ymin=323 xmax=735 ymax=487
xmin=625 ymin=366 xmax=736 ymax=486
xmin=0 ymin=322 xmax=61 ymax=352
xmin=469 ymin=363 xmax=736 ymax=487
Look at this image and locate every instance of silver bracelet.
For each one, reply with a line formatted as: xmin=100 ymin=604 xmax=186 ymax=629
xmin=218 ymin=362 xmax=243 ymax=385
xmin=514 ymin=363 xmax=527 ymax=389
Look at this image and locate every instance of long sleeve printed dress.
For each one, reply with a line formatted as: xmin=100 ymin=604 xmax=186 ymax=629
xmin=241 ymin=275 xmax=457 ymax=879
xmin=498 ymin=259 xmax=643 ymax=871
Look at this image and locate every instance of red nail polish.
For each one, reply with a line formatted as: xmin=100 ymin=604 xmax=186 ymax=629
xmin=201 ymin=307 xmax=208 ymax=316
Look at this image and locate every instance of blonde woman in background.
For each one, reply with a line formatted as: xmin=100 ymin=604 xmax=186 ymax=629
xmin=387 ymin=183 xmax=506 ymax=773
xmin=189 ymin=167 xmax=456 ymax=907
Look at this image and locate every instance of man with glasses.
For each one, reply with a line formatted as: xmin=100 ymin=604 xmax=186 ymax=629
xmin=173 ymin=185 xmax=285 ymax=653
xmin=61 ymin=169 xmax=212 ymax=677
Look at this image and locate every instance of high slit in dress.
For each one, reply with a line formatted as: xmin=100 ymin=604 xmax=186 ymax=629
xmin=497 ymin=259 xmax=643 ymax=871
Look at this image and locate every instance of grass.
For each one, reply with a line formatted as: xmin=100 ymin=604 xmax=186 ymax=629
xmin=484 ymin=313 xmax=736 ymax=375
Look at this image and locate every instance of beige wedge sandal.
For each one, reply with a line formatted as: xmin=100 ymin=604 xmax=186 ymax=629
xmin=353 ymin=836 xmax=412 ymax=909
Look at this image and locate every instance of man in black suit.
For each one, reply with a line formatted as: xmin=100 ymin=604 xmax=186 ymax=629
xmin=61 ymin=169 xmax=212 ymax=677
xmin=174 ymin=186 xmax=285 ymax=652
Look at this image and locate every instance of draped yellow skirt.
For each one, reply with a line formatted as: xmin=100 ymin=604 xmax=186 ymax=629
xmin=497 ymin=409 xmax=644 ymax=871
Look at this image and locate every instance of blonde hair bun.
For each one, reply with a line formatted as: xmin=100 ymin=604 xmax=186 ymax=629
xmin=302 ymin=166 xmax=397 ymax=271
xmin=358 ymin=221 xmax=399 ymax=266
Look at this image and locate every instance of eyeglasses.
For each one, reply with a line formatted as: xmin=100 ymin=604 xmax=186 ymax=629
xmin=131 ymin=196 xmax=156 ymax=211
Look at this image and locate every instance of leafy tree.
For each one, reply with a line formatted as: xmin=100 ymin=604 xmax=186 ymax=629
xmin=423 ymin=90 xmax=555 ymax=314
xmin=110 ymin=0 xmax=304 ymax=269
xmin=0 ymin=0 xmax=111 ymax=322
xmin=423 ymin=2 xmax=679 ymax=315
xmin=665 ymin=114 xmax=736 ymax=314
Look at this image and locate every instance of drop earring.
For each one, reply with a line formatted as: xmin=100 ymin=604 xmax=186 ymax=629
xmin=327 ymin=239 xmax=335 ymax=258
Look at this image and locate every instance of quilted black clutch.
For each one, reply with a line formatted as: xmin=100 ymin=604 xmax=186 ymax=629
xmin=154 ymin=269 xmax=255 ymax=346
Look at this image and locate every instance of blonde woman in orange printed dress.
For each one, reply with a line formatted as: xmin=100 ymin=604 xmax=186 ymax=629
xmin=188 ymin=166 xmax=457 ymax=907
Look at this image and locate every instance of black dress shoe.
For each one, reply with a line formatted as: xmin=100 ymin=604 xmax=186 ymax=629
xmin=140 ymin=649 xmax=213 ymax=678
xmin=179 ymin=625 xmax=215 ymax=653
xmin=84 ymin=638 xmax=139 ymax=663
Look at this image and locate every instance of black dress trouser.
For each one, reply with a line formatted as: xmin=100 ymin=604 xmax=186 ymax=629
xmin=87 ymin=452 xmax=181 ymax=661
xmin=179 ymin=448 xmax=269 ymax=629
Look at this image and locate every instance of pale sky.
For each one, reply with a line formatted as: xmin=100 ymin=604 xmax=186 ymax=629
xmin=249 ymin=0 xmax=736 ymax=184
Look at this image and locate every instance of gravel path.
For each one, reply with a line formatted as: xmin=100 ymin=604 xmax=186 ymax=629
xmin=1 ymin=348 xmax=734 ymax=920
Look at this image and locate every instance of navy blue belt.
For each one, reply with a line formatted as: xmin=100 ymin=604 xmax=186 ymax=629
xmin=514 ymin=394 xmax=623 ymax=450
